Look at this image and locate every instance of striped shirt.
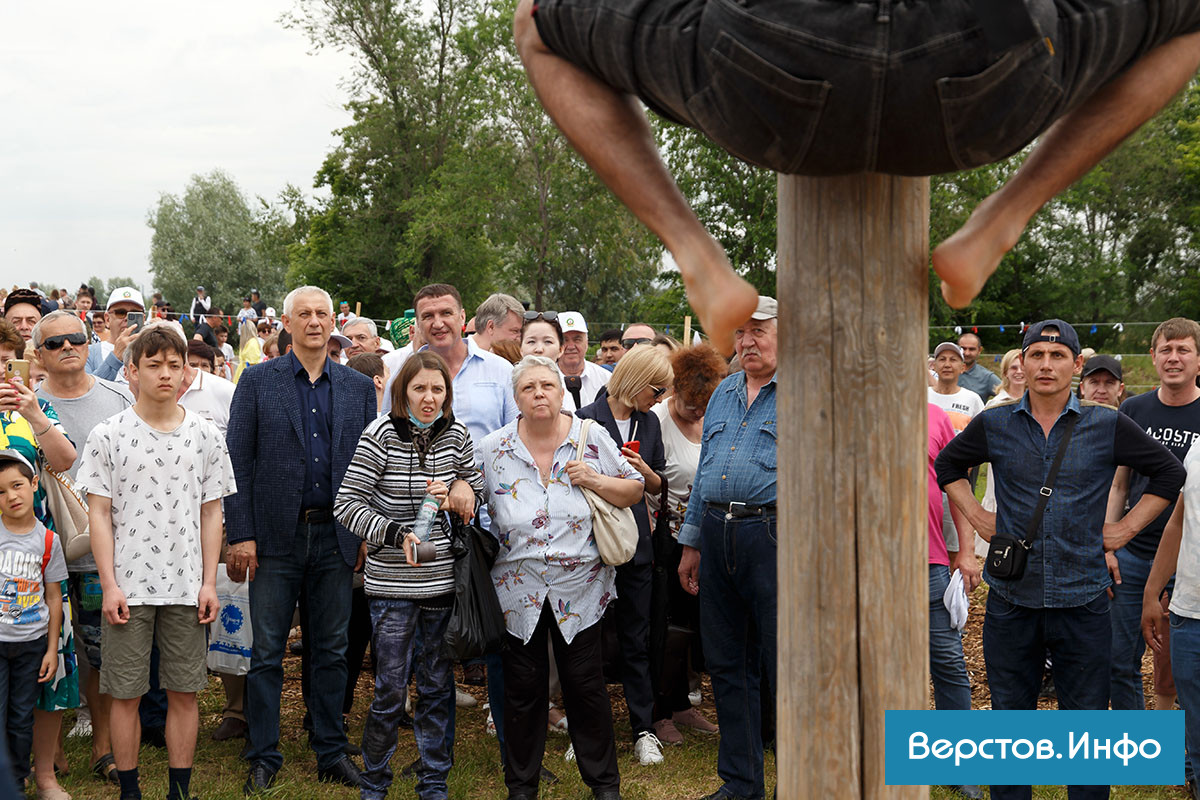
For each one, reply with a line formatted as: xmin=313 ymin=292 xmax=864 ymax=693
xmin=335 ymin=415 xmax=485 ymax=599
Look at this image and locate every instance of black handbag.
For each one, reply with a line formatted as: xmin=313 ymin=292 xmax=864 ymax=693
xmin=443 ymin=509 xmax=506 ymax=660
xmin=986 ymin=414 xmax=1078 ymax=580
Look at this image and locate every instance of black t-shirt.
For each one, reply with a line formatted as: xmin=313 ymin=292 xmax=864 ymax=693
xmin=1119 ymin=390 xmax=1200 ymax=561
xmin=194 ymin=321 xmax=218 ymax=349
xmin=252 ymin=300 xmax=267 ymax=316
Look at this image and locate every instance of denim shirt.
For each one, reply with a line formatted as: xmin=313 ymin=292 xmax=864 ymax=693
xmin=935 ymin=393 xmax=1185 ymax=608
xmin=678 ymin=372 xmax=777 ymax=549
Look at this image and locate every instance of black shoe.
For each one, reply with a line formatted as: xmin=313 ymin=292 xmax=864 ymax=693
xmin=399 ymin=756 xmax=422 ymax=778
xmin=540 ymin=765 xmax=558 ymax=785
xmin=463 ymin=662 xmax=487 ymax=686
xmin=141 ymin=725 xmax=167 ymax=748
xmin=397 ymin=707 xmax=414 ymax=729
xmin=317 ymin=755 xmax=363 ymax=787
xmin=243 ymin=762 xmax=277 ymax=795
xmin=594 ymin=792 xmax=622 ymax=800
xmin=946 ymin=786 xmax=983 ymax=800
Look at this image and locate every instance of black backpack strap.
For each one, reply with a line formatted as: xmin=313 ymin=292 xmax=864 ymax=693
xmin=1020 ymin=412 xmax=1079 ymax=549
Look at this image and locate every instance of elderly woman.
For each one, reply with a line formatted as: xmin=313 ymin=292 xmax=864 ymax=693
xmin=334 ymin=351 xmax=483 ymax=800
xmin=646 ymin=344 xmax=726 ymax=745
xmin=480 ymin=356 xmax=643 ymax=800
xmin=575 ymin=344 xmax=672 ymax=765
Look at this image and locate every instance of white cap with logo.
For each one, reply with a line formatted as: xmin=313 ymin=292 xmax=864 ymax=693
xmin=559 ymin=311 xmax=588 ymax=335
xmin=106 ymin=287 xmax=145 ymax=311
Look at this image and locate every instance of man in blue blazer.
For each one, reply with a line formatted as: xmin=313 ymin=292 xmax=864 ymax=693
xmin=224 ymin=286 xmax=377 ymax=793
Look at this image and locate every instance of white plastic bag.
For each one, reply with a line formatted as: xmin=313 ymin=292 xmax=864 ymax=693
xmin=943 ymin=569 xmax=969 ymax=633
xmin=207 ymin=573 xmax=252 ymax=675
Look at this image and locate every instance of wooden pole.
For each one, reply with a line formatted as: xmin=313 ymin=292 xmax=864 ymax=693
xmin=354 ymin=301 xmax=362 ymax=318
xmin=776 ymin=173 xmax=930 ymax=799
xmin=683 ymin=315 xmax=692 ymax=347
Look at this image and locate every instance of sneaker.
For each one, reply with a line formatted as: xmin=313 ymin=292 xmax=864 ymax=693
xmin=68 ymin=717 xmax=92 ymax=738
xmin=564 ymin=743 xmax=575 ymax=762
xmin=688 ymin=689 xmax=702 ymax=707
xmin=652 ymin=718 xmax=683 ymax=746
xmin=672 ymin=707 xmax=718 ymax=734
xmin=483 ymin=703 xmax=497 ymax=736
xmin=456 ymin=688 xmax=477 ymax=708
xmin=633 ymin=731 xmax=664 ymax=765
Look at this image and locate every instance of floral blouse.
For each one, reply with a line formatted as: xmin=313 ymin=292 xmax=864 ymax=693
xmin=479 ymin=413 xmax=642 ymax=645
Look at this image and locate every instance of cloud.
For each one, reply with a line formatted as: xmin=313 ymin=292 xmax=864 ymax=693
xmin=0 ymin=1 xmax=355 ymax=297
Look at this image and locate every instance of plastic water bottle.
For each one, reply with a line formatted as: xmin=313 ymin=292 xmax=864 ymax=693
xmin=410 ymin=493 xmax=440 ymax=563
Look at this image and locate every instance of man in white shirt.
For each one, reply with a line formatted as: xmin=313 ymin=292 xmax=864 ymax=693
xmin=557 ymin=311 xmax=610 ymax=411
xmin=927 ymin=341 xmax=985 ymax=564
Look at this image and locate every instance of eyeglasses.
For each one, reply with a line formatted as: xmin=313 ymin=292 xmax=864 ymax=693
xmin=523 ymin=310 xmax=558 ymax=322
xmin=41 ymin=332 xmax=88 ymax=351
xmin=650 ymin=385 xmax=668 ymax=398
xmin=621 ymin=338 xmax=652 ymax=349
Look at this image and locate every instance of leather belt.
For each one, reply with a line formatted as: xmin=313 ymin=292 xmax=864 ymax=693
xmin=299 ymin=508 xmax=333 ymax=523
xmin=707 ymin=502 xmax=777 ymax=519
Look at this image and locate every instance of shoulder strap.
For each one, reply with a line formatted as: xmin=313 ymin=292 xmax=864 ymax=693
xmin=41 ymin=528 xmax=53 ymax=575
xmin=576 ymin=419 xmax=592 ymax=461
xmin=1021 ymin=412 xmax=1080 ymax=548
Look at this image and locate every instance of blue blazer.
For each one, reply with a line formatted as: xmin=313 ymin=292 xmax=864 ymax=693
xmin=224 ymin=355 xmax=377 ymax=567
xmin=576 ymin=388 xmax=665 ymax=567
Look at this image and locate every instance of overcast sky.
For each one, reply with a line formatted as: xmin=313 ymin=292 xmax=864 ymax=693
xmin=1 ymin=2 xmax=356 ymax=295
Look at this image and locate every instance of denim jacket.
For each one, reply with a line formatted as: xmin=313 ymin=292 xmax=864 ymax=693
xmin=935 ymin=393 xmax=1185 ymax=608
xmin=678 ymin=372 xmax=777 ymax=549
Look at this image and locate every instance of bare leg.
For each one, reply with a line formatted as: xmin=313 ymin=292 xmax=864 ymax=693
xmin=513 ymin=0 xmax=758 ymax=354
xmin=32 ymin=709 xmax=68 ymax=794
xmin=164 ymin=690 xmax=199 ymax=768
xmin=109 ymin=696 xmax=141 ymax=771
xmin=933 ymin=31 xmax=1200 ymax=308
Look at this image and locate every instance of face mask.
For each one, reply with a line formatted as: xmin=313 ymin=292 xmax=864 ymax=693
xmin=408 ymin=410 xmax=442 ymax=429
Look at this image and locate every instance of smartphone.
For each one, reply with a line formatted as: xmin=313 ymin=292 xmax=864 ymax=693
xmin=4 ymin=360 xmax=30 ymax=384
xmin=623 ymin=440 xmax=640 ymax=454
xmin=126 ymin=312 xmax=144 ymax=333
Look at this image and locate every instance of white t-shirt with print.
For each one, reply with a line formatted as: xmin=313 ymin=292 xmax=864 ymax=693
xmin=77 ymin=407 xmax=237 ymax=606
xmin=926 ymin=386 xmax=985 ymax=435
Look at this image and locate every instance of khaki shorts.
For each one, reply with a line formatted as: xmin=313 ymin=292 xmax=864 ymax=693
xmin=99 ymin=604 xmax=207 ymax=699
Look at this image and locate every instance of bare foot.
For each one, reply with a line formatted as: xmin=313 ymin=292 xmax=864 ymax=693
xmin=932 ymin=195 xmax=1025 ymax=309
xmin=676 ymin=235 xmax=759 ymax=355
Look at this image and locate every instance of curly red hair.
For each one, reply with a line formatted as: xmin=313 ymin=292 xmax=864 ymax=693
xmin=670 ymin=344 xmax=727 ymax=410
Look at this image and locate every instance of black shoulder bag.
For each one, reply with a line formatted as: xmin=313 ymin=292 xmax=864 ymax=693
xmin=986 ymin=414 xmax=1078 ymax=580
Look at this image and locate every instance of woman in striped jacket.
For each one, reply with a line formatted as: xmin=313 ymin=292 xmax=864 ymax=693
xmin=334 ymin=350 xmax=484 ymax=800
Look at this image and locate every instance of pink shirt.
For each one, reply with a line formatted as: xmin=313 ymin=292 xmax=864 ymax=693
xmin=928 ymin=403 xmax=956 ymax=567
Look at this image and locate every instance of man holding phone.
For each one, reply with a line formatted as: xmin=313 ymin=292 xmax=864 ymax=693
xmin=93 ymin=288 xmax=145 ymax=386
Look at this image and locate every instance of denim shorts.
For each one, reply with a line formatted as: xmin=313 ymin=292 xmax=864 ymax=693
xmin=533 ymin=0 xmax=1200 ymax=174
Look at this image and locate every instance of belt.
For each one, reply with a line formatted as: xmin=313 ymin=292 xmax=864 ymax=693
xmin=299 ymin=507 xmax=333 ymax=523
xmin=707 ymin=502 xmax=777 ymax=519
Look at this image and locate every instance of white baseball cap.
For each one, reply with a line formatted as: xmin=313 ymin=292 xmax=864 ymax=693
xmin=559 ymin=311 xmax=588 ymax=335
xmin=106 ymin=287 xmax=145 ymax=311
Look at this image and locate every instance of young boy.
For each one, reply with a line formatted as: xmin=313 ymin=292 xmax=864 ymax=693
xmin=78 ymin=324 xmax=236 ymax=800
xmin=0 ymin=449 xmax=66 ymax=793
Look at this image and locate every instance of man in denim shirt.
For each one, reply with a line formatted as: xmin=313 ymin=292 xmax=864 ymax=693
xmin=677 ymin=296 xmax=777 ymax=800
xmin=936 ymin=319 xmax=1184 ymax=800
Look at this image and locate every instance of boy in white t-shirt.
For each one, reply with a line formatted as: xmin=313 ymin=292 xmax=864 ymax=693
xmin=78 ymin=325 xmax=236 ymax=800
xmin=0 ymin=449 xmax=67 ymax=794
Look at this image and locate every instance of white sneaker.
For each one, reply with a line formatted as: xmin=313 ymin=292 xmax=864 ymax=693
xmin=688 ymin=689 xmax=701 ymax=707
xmin=564 ymin=743 xmax=575 ymax=762
xmin=456 ymin=688 xmax=477 ymax=708
xmin=634 ymin=731 xmax=664 ymax=765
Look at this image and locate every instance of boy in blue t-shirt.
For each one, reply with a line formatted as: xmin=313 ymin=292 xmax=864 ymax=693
xmin=0 ymin=449 xmax=67 ymax=792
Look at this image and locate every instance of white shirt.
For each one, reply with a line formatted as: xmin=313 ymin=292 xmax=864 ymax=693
xmin=647 ymin=401 xmax=702 ymax=539
xmin=77 ymin=408 xmax=237 ymax=606
xmin=178 ymin=369 xmax=236 ymax=436
xmin=560 ymin=360 xmax=611 ymax=413
xmin=926 ymin=386 xmax=984 ymax=434
xmin=1171 ymin=441 xmax=1200 ymax=618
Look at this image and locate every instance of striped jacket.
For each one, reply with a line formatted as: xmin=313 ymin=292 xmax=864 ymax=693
xmin=334 ymin=415 xmax=485 ymax=599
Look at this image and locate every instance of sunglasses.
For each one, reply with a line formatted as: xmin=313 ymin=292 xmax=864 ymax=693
xmin=621 ymin=337 xmax=653 ymax=349
xmin=523 ymin=310 xmax=558 ymax=322
xmin=41 ymin=332 xmax=88 ymax=351
xmin=650 ymin=385 xmax=668 ymax=398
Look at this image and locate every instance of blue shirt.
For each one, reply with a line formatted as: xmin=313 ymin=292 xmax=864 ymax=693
xmin=290 ymin=351 xmax=334 ymax=509
xmin=678 ymin=372 xmax=777 ymax=549
xmin=935 ymin=393 xmax=1185 ymax=608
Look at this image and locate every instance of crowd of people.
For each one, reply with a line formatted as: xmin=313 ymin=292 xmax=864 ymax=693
xmin=7 ymin=279 xmax=1200 ymax=800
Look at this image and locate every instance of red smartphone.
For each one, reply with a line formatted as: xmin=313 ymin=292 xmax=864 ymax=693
xmin=623 ymin=440 xmax=640 ymax=454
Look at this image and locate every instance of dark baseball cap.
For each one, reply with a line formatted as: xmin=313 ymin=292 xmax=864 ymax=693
xmin=1022 ymin=319 xmax=1080 ymax=357
xmin=1081 ymin=354 xmax=1122 ymax=381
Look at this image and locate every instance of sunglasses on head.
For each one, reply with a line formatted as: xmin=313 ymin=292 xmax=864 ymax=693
xmin=621 ymin=337 xmax=653 ymax=349
xmin=523 ymin=310 xmax=558 ymax=322
xmin=41 ymin=332 xmax=88 ymax=351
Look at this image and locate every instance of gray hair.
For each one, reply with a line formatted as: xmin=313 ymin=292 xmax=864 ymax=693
xmin=475 ymin=293 xmax=524 ymax=333
xmin=511 ymin=354 xmax=561 ymax=393
xmin=343 ymin=317 xmax=378 ymax=337
xmin=31 ymin=310 xmax=86 ymax=349
xmin=283 ymin=286 xmax=333 ymax=318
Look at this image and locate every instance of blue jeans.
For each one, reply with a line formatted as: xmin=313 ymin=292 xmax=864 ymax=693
xmin=929 ymin=564 xmax=971 ymax=710
xmin=246 ymin=519 xmax=352 ymax=772
xmin=0 ymin=636 xmax=48 ymax=787
xmin=361 ymin=598 xmax=454 ymax=800
xmin=983 ymin=591 xmax=1111 ymax=800
xmin=698 ymin=507 xmax=777 ymax=800
xmin=1170 ymin=613 xmax=1200 ymax=784
xmin=1109 ymin=548 xmax=1174 ymax=710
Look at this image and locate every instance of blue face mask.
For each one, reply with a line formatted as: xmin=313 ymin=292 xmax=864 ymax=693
xmin=408 ymin=410 xmax=442 ymax=429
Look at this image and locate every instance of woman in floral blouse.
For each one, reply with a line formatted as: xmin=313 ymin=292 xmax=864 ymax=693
xmin=479 ymin=355 xmax=643 ymax=800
